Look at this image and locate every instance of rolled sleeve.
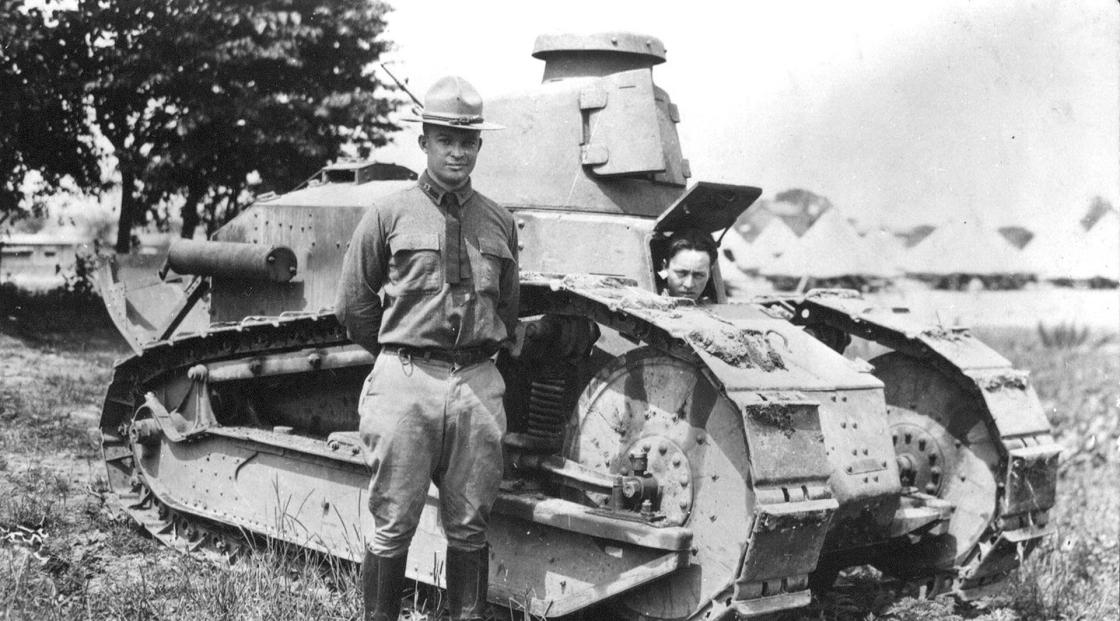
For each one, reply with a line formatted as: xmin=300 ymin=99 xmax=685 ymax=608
xmin=335 ymin=207 xmax=387 ymax=353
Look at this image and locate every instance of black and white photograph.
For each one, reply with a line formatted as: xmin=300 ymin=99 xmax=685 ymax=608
xmin=1 ymin=1 xmax=1116 ymax=619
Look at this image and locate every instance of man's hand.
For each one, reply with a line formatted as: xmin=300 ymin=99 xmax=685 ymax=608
xmin=502 ymin=321 xmax=529 ymax=359
xmin=507 ymin=316 xmax=599 ymax=362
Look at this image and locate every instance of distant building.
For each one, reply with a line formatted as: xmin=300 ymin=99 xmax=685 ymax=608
xmin=0 ymin=232 xmax=87 ymax=290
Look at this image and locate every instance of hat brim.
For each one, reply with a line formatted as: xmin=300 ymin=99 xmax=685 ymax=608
xmin=401 ymin=114 xmax=504 ymax=131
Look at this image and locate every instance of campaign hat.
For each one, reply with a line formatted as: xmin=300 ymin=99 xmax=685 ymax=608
xmin=402 ymin=76 xmax=504 ymax=131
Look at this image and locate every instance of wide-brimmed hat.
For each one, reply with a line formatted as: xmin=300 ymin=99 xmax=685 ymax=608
xmin=402 ymin=76 xmax=504 ymax=131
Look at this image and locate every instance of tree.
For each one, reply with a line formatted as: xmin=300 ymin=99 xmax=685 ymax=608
xmin=59 ymin=0 xmax=398 ymax=251
xmin=0 ymin=1 xmax=101 ymax=226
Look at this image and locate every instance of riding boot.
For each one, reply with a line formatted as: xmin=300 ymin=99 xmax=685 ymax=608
xmin=446 ymin=545 xmax=490 ymax=621
xmin=361 ymin=550 xmax=407 ymax=621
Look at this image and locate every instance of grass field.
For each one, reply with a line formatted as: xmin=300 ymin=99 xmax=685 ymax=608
xmin=0 ymin=290 xmax=1116 ymax=620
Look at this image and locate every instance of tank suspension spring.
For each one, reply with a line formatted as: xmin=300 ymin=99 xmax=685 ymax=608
xmin=525 ymin=368 xmax=571 ymax=444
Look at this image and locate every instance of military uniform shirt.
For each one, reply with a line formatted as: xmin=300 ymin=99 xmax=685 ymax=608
xmin=335 ymin=171 xmax=519 ymax=352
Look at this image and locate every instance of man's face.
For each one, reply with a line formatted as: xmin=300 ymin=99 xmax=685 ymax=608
xmin=419 ymin=125 xmax=482 ymax=190
xmin=664 ymin=248 xmax=712 ymax=300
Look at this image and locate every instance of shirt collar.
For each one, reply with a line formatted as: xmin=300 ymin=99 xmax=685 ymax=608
xmin=418 ymin=170 xmax=474 ymax=206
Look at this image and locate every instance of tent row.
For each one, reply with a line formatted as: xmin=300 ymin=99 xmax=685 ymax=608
xmin=718 ymin=208 xmax=1119 ymax=291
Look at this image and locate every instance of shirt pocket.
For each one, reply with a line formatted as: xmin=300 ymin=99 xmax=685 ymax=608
xmin=476 ymin=237 xmax=513 ymax=296
xmin=388 ymin=233 xmax=442 ymax=294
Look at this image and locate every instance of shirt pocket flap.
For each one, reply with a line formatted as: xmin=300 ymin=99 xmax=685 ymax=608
xmin=392 ymin=233 xmax=440 ymax=253
xmin=479 ymin=238 xmax=513 ymax=260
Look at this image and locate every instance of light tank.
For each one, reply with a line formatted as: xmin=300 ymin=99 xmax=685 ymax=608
xmin=94 ymin=32 xmax=1060 ymax=620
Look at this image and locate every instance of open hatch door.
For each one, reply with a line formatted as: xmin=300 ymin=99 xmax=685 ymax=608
xmin=654 ymin=181 xmax=762 ymax=235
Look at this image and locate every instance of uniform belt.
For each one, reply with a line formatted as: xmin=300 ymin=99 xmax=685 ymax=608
xmin=380 ymin=344 xmax=496 ymax=366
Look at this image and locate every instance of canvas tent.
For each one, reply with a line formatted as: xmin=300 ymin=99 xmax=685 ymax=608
xmin=761 ymin=208 xmax=900 ymax=282
xmin=902 ymin=219 xmax=1024 ymax=275
xmin=738 ymin=218 xmax=800 ymax=273
xmin=863 ymin=227 xmax=907 ymax=275
xmin=902 ymin=218 xmax=1029 ymax=289
xmin=1022 ymin=210 xmax=1118 ymax=284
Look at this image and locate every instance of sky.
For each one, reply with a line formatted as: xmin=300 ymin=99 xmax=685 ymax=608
xmin=373 ymin=0 xmax=1119 ymax=232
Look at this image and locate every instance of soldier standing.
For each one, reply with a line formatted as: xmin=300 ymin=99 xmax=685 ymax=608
xmin=335 ymin=76 xmax=517 ymax=621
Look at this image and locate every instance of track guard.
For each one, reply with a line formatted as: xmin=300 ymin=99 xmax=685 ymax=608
xmin=732 ymin=393 xmax=837 ymax=616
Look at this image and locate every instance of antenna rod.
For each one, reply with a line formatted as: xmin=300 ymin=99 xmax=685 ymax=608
xmin=379 ymin=63 xmax=423 ymax=109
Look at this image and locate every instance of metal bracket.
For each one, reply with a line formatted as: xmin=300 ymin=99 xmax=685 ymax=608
xmin=580 ymin=144 xmax=610 ymax=165
xmin=732 ymin=499 xmax=836 ymax=614
xmin=668 ymin=102 xmax=680 ymax=123
xmin=578 ymin=86 xmax=608 ymax=110
xmin=157 ymin=276 xmax=209 ymax=341
xmin=135 ymin=367 xmax=219 ymax=443
xmin=1003 ymin=443 xmax=1061 ymax=516
xmin=889 ymin=491 xmax=954 ymax=539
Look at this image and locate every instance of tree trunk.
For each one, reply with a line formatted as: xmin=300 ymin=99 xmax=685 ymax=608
xmin=180 ymin=184 xmax=204 ymax=240
xmin=114 ymin=166 xmax=136 ymax=254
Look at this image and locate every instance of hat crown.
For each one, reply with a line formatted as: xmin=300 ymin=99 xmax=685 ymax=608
xmin=422 ymin=76 xmax=485 ymax=125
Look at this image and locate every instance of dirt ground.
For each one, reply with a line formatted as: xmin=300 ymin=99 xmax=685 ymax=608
xmin=0 ymin=290 xmax=1116 ymax=620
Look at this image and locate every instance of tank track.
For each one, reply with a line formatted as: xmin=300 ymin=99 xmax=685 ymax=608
xmin=98 ymin=311 xmax=352 ymax=563
xmin=781 ymin=290 xmax=1060 ymax=599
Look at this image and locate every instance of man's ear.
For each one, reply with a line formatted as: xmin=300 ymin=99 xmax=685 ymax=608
xmin=477 ymin=137 xmax=483 ymax=152
xmin=418 ymin=134 xmax=428 ymax=152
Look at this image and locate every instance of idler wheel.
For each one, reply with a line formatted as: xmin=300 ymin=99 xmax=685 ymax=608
xmin=565 ymin=346 xmax=753 ymax=621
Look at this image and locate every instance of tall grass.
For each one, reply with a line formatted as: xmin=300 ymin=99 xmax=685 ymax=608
xmin=0 ymin=306 xmax=1116 ymax=620
xmin=0 ymin=532 xmax=365 ymax=619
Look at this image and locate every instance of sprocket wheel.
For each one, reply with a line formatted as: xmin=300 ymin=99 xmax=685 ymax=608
xmin=870 ymin=352 xmax=1001 ymax=574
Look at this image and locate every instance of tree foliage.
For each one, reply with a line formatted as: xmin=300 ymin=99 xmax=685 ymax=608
xmin=0 ymin=1 xmax=102 ymax=224
xmin=4 ymin=0 xmax=398 ymax=250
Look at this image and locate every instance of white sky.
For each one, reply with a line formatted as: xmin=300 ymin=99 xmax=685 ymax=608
xmin=375 ymin=0 xmax=1119 ymax=231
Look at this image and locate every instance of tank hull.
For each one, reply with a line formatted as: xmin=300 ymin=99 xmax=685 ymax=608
xmin=98 ymin=278 xmax=1060 ymax=619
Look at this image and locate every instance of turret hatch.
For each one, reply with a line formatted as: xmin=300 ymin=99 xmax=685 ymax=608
xmin=654 ymin=182 xmax=763 ymax=235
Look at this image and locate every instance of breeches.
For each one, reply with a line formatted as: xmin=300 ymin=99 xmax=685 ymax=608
xmin=359 ymin=351 xmax=506 ymax=556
